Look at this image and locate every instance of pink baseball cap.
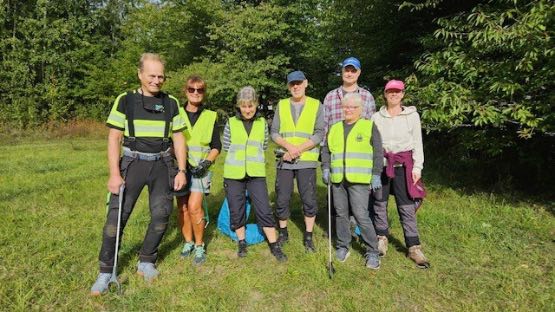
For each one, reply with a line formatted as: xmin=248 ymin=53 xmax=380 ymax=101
xmin=384 ymin=80 xmax=405 ymax=91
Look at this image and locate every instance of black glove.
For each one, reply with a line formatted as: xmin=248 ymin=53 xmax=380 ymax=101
xmin=274 ymin=148 xmax=286 ymax=159
xmin=191 ymin=159 xmax=212 ymax=178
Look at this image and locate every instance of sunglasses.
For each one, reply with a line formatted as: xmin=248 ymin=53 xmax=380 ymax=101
xmin=187 ymin=87 xmax=205 ymax=94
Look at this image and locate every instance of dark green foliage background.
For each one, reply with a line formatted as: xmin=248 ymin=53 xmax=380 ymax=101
xmin=1 ymin=0 xmax=553 ymax=192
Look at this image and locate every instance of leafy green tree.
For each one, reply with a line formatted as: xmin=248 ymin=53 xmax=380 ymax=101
xmin=406 ymin=0 xmax=554 ymax=153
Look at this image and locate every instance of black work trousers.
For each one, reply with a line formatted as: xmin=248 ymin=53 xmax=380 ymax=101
xmin=99 ymin=157 xmax=173 ymax=273
xmin=275 ymin=168 xmax=317 ymax=220
xmin=224 ymin=177 xmax=275 ymax=230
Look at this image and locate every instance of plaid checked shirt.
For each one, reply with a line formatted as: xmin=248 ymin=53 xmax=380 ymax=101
xmin=322 ymin=86 xmax=376 ymax=145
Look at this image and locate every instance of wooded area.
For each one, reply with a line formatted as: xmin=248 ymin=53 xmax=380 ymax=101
xmin=1 ymin=0 xmax=553 ymax=191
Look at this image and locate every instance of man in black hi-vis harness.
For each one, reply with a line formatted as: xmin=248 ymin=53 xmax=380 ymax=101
xmin=90 ymin=53 xmax=187 ymax=296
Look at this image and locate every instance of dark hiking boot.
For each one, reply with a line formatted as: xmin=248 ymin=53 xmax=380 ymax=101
xmin=277 ymin=228 xmax=289 ymax=246
xmin=237 ymin=240 xmax=248 ymax=258
xmin=270 ymin=243 xmax=288 ymax=262
xmin=303 ymin=232 xmax=316 ymax=253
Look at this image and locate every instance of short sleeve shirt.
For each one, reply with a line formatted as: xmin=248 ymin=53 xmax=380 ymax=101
xmin=106 ymin=91 xmax=186 ymax=153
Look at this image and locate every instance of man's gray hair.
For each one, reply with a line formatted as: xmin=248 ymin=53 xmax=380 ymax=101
xmin=138 ymin=53 xmax=165 ymax=72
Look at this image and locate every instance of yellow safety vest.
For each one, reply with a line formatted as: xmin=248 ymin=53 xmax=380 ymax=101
xmin=328 ymin=119 xmax=374 ymax=184
xmin=278 ymin=96 xmax=320 ymax=162
xmin=223 ymin=117 xmax=266 ymax=179
xmin=106 ymin=91 xmax=184 ymax=138
xmin=183 ymin=109 xmax=217 ymax=166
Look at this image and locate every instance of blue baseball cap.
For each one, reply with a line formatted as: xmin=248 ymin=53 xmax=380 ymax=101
xmin=342 ymin=57 xmax=361 ymax=70
xmin=287 ymin=70 xmax=306 ymax=84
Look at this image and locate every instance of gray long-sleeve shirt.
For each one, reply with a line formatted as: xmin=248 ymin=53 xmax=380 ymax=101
xmin=270 ymin=98 xmax=325 ymax=169
xmin=321 ymin=121 xmax=384 ymax=176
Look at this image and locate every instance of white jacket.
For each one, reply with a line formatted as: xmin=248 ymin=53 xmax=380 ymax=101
xmin=371 ymin=105 xmax=424 ymax=174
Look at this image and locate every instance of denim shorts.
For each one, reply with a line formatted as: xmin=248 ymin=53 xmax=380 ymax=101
xmin=187 ymin=170 xmax=212 ymax=194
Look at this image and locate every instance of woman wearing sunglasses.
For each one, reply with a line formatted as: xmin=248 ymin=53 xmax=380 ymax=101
xmin=176 ymin=75 xmax=221 ymax=265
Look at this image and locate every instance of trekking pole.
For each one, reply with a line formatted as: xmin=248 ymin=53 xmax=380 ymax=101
xmin=327 ymin=182 xmax=335 ymax=279
xmin=108 ymin=184 xmax=125 ymax=294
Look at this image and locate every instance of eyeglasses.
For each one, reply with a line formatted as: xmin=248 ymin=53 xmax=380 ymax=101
xmin=187 ymin=87 xmax=205 ymax=94
xmin=342 ymin=105 xmax=361 ymax=111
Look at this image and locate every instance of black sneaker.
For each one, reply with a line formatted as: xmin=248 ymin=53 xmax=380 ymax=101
xmin=237 ymin=240 xmax=248 ymax=258
xmin=303 ymin=232 xmax=316 ymax=253
xmin=277 ymin=228 xmax=289 ymax=246
xmin=270 ymin=243 xmax=288 ymax=262
xmin=304 ymin=239 xmax=316 ymax=253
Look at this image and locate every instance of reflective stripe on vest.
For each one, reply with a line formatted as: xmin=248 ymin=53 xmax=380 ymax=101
xmin=278 ymin=96 xmax=320 ymax=161
xmin=328 ymin=119 xmax=374 ymax=184
xmin=183 ymin=109 xmax=217 ymax=166
xmin=106 ymin=92 xmax=177 ymax=139
xmin=223 ymin=117 xmax=266 ymax=179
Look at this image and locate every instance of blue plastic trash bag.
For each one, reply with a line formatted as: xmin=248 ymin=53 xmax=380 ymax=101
xmin=217 ymin=197 xmax=265 ymax=245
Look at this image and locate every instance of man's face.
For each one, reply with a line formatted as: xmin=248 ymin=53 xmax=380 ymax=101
xmin=341 ymin=65 xmax=361 ymax=85
xmin=186 ymin=82 xmax=205 ymax=106
xmin=288 ymin=80 xmax=307 ymax=100
xmin=138 ymin=60 xmax=165 ymax=95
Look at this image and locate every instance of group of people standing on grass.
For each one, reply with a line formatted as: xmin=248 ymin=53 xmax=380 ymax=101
xmin=90 ymin=53 xmax=430 ymax=296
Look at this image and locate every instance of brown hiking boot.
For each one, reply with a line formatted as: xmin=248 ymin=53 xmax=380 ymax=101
xmin=377 ymin=235 xmax=388 ymax=257
xmin=407 ymin=245 xmax=430 ymax=269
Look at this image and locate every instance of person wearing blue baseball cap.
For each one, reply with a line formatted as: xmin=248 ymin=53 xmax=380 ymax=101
xmin=321 ymin=57 xmax=377 ymax=241
xmin=271 ymin=70 xmax=325 ymax=253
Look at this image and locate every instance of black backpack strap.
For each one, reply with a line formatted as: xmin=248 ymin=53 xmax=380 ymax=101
xmin=125 ymin=91 xmax=137 ymax=151
xmin=161 ymin=92 xmax=173 ymax=150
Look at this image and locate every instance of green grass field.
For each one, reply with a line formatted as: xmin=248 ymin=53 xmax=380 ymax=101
xmin=1 ymin=134 xmax=554 ymax=311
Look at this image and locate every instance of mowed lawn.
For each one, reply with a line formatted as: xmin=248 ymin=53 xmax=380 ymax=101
xmin=0 ymin=135 xmax=553 ymax=311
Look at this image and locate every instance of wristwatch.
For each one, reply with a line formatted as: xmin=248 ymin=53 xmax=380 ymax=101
xmin=178 ymin=169 xmax=186 ymax=174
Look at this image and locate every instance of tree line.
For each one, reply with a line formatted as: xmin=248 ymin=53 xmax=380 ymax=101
xmin=1 ymin=0 xmax=553 ymax=191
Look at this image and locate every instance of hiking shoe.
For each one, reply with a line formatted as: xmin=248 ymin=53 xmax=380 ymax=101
xmin=277 ymin=228 xmax=289 ymax=246
xmin=377 ymin=235 xmax=388 ymax=257
xmin=270 ymin=243 xmax=288 ymax=262
xmin=304 ymin=238 xmax=316 ymax=253
xmin=365 ymin=252 xmax=380 ymax=270
xmin=237 ymin=240 xmax=248 ymax=258
xmin=137 ymin=262 xmax=159 ymax=281
xmin=90 ymin=273 xmax=112 ymax=296
xmin=180 ymin=242 xmax=195 ymax=258
xmin=193 ymin=244 xmax=207 ymax=265
xmin=408 ymin=245 xmax=430 ymax=269
xmin=336 ymin=248 xmax=350 ymax=262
